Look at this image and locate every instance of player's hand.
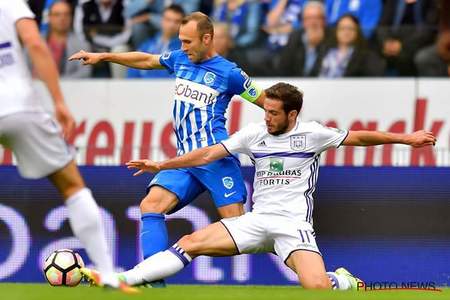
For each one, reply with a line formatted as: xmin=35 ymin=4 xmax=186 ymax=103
xmin=68 ymin=50 xmax=102 ymax=65
xmin=406 ymin=130 xmax=436 ymax=147
xmin=126 ymin=159 xmax=161 ymax=176
xmin=54 ymin=102 xmax=75 ymax=140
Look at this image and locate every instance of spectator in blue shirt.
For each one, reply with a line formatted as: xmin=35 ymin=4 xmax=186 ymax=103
xmin=125 ymin=0 xmax=200 ymax=48
xmin=264 ymin=0 xmax=306 ymax=50
xmin=212 ymin=0 xmax=262 ymax=48
xmin=319 ymin=14 xmax=385 ymax=77
xmin=127 ymin=4 xmax=184 ymax=78
xmin=325 ymin=0 xmax=382 ymax=38
xmin=278 ymin=1 xmax=329 ymax=76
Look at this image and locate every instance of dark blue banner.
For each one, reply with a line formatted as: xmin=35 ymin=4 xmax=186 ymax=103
xmin=0 ymin=166 xmax=449 ymax=285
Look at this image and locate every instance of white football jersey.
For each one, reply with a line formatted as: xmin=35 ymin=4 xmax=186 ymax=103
xmin=222 ymin=120 xmax=348 ymax=225
xmin=0 ymin=1 xmax=42 ymax=117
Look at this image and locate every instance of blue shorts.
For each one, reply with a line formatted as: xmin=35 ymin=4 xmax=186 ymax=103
xmin=147 ymin=156 xmax=247 ymax=214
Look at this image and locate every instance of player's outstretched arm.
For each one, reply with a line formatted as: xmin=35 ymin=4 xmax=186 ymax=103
xmin=126 ymin=144 xmax=229 ymax=176
xmin=342 ymin=130 xmax=436 ymax=147
xmin=68 ymin=50 xmax=164 ymax=70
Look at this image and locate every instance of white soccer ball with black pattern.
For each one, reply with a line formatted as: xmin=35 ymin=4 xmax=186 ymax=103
xmin=43 ymin=249 xmax=85 ymax=287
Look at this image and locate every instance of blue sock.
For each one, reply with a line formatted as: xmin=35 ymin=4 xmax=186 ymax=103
xmin=141 ymin=213 xmax=168 ymax=259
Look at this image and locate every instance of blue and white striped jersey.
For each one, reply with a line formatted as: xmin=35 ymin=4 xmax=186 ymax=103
xmin=222 ymin=120 xmax=348 ymax=224
xmin=160 ymin=50 xmax=261 ymax=155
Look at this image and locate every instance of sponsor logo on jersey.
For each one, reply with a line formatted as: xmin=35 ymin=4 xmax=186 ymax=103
xmin=224 ymin=191 xmax=236 ymax=198
xmin=174 ymin=78 xmax=219 ymax=107
xmin=269 ymin=158 xmax=284 ymax=172
xmin=162 ymin=51 xmax=171 ymax=59
xmin=257 ymin=140 xmax=266 ymax=147
xmin=222 ymin=177 xmax=234 ymax=189
xmin=256 ymin=169 xmax=302 ymax=178
xmin=290 ymin=135 xmax=306 ymax=151
xmin=256 ymin=168 xmax=302 ymax=186
xmin=203 ymin=72 xmax=216 ymax=85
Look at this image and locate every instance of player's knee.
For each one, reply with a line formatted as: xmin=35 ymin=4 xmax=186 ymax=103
xmin=139 ymin=196 xmax=171 ymax=214
xmin=140 ymin=197 xmax=162 ymax=213
xmin=140 ymin=187 xmax=178 ymax=214
xmin=217 ymin=203 xmax=245 ymax=218
xmin=177 ymin=234 xmax=196 ymax=255
xmin=177 ymin=233 xmax=203 ymax=257
xmin=48 ymin=160 xmax=85 ymax=199
xmin=300 ymin=275 xmax=331 ymax=289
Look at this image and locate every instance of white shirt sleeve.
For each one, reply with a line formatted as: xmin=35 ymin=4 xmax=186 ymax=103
xmin=310 ymin=121 xmax=348 ymax=153
xmin=221 ymin=123 xmax=259 ymax=157
xmin=3 ymin=1 xmax=35 ymax=23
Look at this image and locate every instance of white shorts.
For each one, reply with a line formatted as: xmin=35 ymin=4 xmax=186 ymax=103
xmin=0 ymin=111 xmax=74 ymax=179
xmin=221 ymin=212 xmax=321 ymax=263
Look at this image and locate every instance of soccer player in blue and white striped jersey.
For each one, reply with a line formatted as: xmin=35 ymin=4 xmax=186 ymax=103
xmin=69 ymin=12 xmax=265 ymax=286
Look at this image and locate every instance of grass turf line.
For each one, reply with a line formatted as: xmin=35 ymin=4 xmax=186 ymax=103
xmin=1 ymin=284 xmax=448 ymax=300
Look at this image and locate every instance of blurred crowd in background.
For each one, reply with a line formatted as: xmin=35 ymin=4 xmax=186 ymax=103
xmin=26 ymin=0 xmax=450 ymax=78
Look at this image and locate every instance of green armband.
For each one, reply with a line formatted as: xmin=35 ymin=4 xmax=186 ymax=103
xmin=240 ymin=80 xmax=262 ymax=103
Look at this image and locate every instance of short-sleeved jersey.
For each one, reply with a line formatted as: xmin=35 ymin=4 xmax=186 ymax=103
xmin=160 ymin=49 xmax=261 ymax=155
xmin=0 ymin=1 xmax=42 ymax=117
xmin=222 ymin=120 xmax=348 ymax=224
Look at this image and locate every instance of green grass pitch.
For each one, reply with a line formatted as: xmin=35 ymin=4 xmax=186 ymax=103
xmin=1 ymin=284 xmax=449 ymax=300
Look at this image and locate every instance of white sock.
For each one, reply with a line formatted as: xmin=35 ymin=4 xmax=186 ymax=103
xmin=121 ymin=244 xmax=192 ymax=286
xmin=66 ymin=188 xmax=117 ymax=286
xmin=327 ymin=272 xmax=351 ymax=290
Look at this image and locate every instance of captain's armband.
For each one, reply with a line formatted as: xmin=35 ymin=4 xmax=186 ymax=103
xmin=240 ymin=79 xmax=262 ymax=103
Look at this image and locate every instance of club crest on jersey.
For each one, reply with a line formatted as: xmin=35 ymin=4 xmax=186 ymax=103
xmin=203 ymin=72 xmax=216 ymax=85
xmin=248 ymin=87 xmax=257 ymax=97
xmin=269 ymin=158 xmax=284 ymax=172
xmin=290 ymin=135 xmax=306 ymax=151
xmin=222 ymin=177 xmax=234 ymax=189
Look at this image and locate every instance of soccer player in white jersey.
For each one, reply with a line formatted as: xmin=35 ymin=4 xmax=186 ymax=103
xmin=81 ymin=82 xmax=436 ymax=289
xmin=0 ymin=1 xmax=136 ymax=292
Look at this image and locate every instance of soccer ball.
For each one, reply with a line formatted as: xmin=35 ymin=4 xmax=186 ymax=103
xmin=43 ymin=249 xmax=85 ymax=287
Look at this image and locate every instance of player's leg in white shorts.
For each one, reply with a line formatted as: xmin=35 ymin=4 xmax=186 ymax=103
xmin=118 ymin=213 xmax=274 ymax=286
xmin=0 ymin=111 xmax=73 ymax=178
xmin=0 ymin=111 xmax=121 ymax=288
xmin=220 ymin=212 xmax=275 ymax=255
xmin=269 ymin=217 xmax=321 ymax=261
xmin=267 ymin=215 xmax=333 ymax=288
